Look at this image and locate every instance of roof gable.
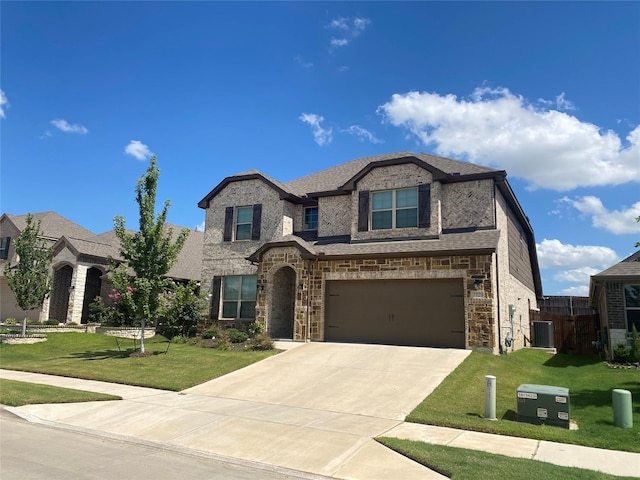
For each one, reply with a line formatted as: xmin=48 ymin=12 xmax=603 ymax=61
xmin=197 ymin=172 xmax=301 ymax=209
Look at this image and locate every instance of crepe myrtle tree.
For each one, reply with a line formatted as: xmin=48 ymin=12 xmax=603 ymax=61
xmin=112 ymin=156 xmax=189 ymax=353
xmin=4 ymin=213 xmax=52 ymax=335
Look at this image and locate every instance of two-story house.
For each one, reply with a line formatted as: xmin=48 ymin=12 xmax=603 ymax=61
xmin=198 ymin=151 xmax=542 ymax=353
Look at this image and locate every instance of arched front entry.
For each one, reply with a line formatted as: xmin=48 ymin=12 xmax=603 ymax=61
xmin=81 ymin=267 xmax=103 ymax=324
xmin=49 ymin=265 xmax=72 ymax=322
xmin=268 ymin=266 xmax=296 ymax=339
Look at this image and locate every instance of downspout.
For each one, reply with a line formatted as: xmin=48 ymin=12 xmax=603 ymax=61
xmin=495 ymin=250 xmax=503 ymax=354
xmin=305 ymin=259 xmax=311 ymax=342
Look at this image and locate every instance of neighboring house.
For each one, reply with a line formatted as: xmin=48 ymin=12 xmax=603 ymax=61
xmin=589 ymin=251 xmax=640 ymax=358
xmin=198 ymin=151 xmax=542 ymax=353
xmin=0 ymin=212 xmax=203 ymax=324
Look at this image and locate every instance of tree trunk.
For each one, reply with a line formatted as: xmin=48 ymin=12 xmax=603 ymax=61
xmin=21 ymin=310 xmax=27 ymax=336
xmin=140 ymin=318 xmax=146 ymax=353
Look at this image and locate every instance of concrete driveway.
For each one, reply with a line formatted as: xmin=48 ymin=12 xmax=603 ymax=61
xmin=6 ymin=343 xmax=470 ymax=479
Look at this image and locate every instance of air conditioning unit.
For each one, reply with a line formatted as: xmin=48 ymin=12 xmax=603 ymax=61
xmin=532 ymin=321 xmax=554 ymax=348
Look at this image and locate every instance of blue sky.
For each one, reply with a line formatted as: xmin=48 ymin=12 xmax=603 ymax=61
xmin=1 ymin=1 xmax=639 ymax=296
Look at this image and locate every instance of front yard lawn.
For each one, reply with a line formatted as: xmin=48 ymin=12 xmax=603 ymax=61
xmin=408 ymin=349 xmax=640 ymax=453
xmin=377 ymin=438 xmax=638 ymax=480
xmin=0 ymin=332 xmax=279 ymax=391
xmin=0 ymin=378 xmax=121 ymax=406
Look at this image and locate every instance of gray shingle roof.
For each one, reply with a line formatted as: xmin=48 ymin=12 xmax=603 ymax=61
xmin=593 ymin=251 xmax=640 ymax=279
xmin=248 ymin=230 xmax=500 ymax=262
xmin=283 ymin=151 xmax=500 ymax=196
xmin=5 ymin=212 xmax=96 ymax=242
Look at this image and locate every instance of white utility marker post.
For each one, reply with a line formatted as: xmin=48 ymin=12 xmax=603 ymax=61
xmin=485 ymin=375 xmax=497 ymax=420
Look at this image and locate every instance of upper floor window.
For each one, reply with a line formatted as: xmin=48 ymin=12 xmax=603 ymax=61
xmin=223 ymin=204 xmax=262 ymax=242
xmin=304 ymin=207 xmax=318 ymax=230
xmin=235 ymin=206 xmax=253 ymax=240
xmin=222 ymin=275 xmax=257 ymax=319
xmin=624 ymin=285 xmax=640 ymax=334
xmin=371 ymin=188 xmax=417 ymax=230
xmin=0 ymin=237 xmax=10 ymax=260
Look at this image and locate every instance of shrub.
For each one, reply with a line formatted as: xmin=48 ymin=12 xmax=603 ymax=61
xmin=246 ymin=333 xmax=274 ymax=351
xmin=66 ymin=322 xmax=78 ymax=326
xmin=226 ymin=328 xmax=248 ymax=343
xmin=4 ymin=318 xmax=16 ymax=325
xmin=26 ymin=318 xmax=40 ymax=325
xmin=216 ymin=338 xmax=231 ymax=350
xmin=614 ymin=341 xmax=631 ymax=363
xmin=248 ymin=321 xmax=264 ymax=337
xmin=44 ymin=319 xmax=60 ymax=326
xmin=201 ymin=327 xmax=219 ymax=340
xmin=630 ymin=325 xmax=640 ymax=363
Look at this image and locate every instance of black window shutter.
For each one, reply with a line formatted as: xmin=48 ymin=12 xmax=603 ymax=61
xmin=223 ymin=207 xmax=234 ymax=242
xmin=418 ymin=183 xmax=431 ymax=228
xmin=251 ymin=204 xmax=262 ymax=240
xmin=358 ymin=191 xmax=370 ymax=232
xmin=210 ymin=276 xmax=221 ymax=320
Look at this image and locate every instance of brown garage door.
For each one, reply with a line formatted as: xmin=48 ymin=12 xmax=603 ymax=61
xmin=325 ymin=279 xmax=465 ymax=348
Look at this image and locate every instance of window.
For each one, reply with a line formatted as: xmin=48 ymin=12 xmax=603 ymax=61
xmin=624 ymin=285 xmax=640 ymax=334
xmin=0 ymin=237 xmax=10 ymax=260
xmin=224 ymin=204 xmax=262 ymax=242
xmin=304 ymin=207 xmax=318 ymax=230
xmin=222 ymin=275 xmax=257 ymax=319
xmin=235 ymin=207 xmax=253 ymax=240
xmin=371 ymin=188 xmax=417 ymax=230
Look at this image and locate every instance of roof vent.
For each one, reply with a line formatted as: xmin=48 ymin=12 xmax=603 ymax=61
xmin=452 ymin=172 xmax=461 ymax=176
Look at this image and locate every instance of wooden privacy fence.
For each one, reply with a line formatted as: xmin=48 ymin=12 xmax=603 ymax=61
xmin=529 ymin=310 xmax=599 ymax=355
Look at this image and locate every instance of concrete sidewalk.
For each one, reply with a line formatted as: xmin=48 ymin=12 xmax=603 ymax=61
xmin=2 ymin=342 xmax=639 ymax=479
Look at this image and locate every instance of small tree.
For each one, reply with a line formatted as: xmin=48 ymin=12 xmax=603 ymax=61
xmin=4 ymin=214 xmax=52 ymax=335
xmin=112 ymin=156 xmax=189 ymax=353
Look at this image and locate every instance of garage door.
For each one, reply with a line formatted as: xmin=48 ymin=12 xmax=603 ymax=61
xmin=325 ymin=279 xmax=465 ymax=348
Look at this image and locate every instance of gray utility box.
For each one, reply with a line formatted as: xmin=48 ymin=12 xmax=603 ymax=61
xmin=517 ymin=384 xmax=570 ymax=428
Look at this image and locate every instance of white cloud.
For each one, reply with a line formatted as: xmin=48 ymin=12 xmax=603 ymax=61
xmin=51 ymin=118 xmax=88 ymax=134
xmin=38 ymin=130 xmax=53 ymax=140
xmin=558 ymin=285 xmax=589 ymax=296
xmin=377 ymin=86 xmax=640 ymax=191
xmin=560 ymin=196 xmax=640 ymax=234
xmin=536 ymin=239 xmax=618 ymax=270
xmin=294 ymin=55 xmax=313 ymax=69
xmin=299 ymin=113 xmax=333 ymax=146
xmin=330 ymin=38 xmax=349 ymax=48
xmin=0 ymin=90 xmax=8 ymax=118
xmin=195 ymin=221 xmax=205 ymax=232
xmin=553 ymin=266 xmax=600 ymax=283
xmin=124 ymin=140 xmax=153 ymax=160
xmin=343 ymin=125 xmax=383 ymax=144
xmin=327 ymin=16 xmax=371 ymax=49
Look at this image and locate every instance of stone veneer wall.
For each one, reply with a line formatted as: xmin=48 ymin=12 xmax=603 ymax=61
xmin=256 ymin=246 xmax=496 ymax=349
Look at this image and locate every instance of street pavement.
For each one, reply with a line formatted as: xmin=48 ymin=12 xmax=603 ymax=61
xmin=2 ymin=342 xmax=639 ymax=478
xmin=0 ymin=410 xmax=313 ymax=480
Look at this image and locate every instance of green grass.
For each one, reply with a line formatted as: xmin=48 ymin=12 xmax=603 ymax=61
xmin=0 ymin=378 xmax=121 ymax=406
xmin=377 ymin=438 xmax=638 ymax=480
xmin=0 ymin=332 xmax=278 ymax=391
xmin=408 ymin=349 xmax=640 ymax=452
